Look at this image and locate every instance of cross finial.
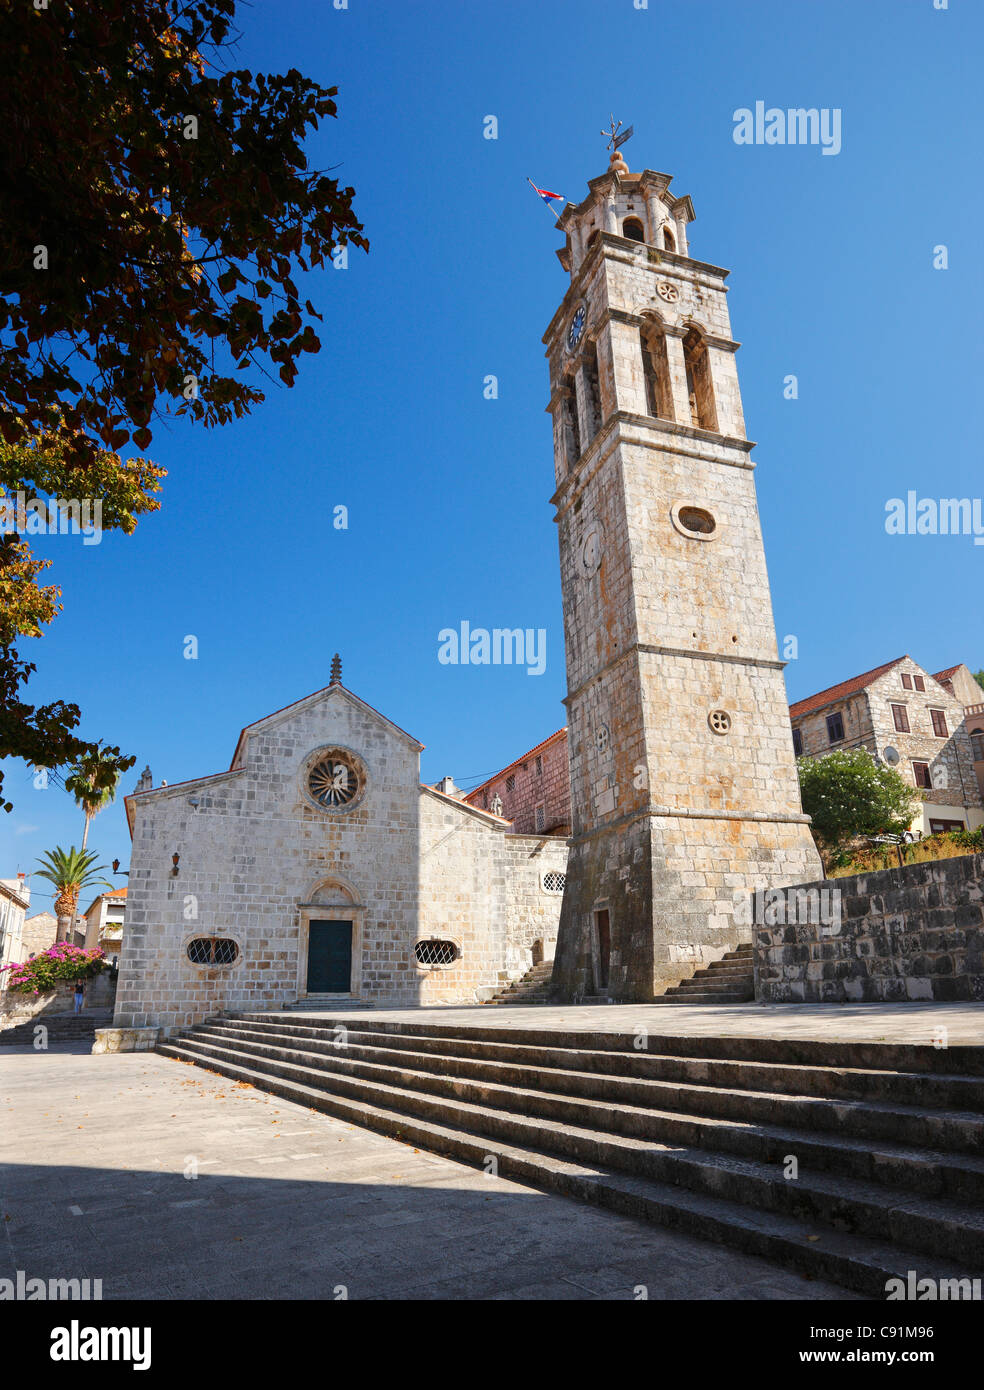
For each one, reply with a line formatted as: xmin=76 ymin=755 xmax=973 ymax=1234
xmin=330 ymin=653 xmax=342 ymax=686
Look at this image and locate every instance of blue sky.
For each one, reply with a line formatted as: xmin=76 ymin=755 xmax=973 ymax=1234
xmin=3 ymin=0 xmax=981 ymax=902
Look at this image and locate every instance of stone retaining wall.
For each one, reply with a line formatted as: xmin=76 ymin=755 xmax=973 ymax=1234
xmin=754 ymin=853 xmax=984 ymax=1003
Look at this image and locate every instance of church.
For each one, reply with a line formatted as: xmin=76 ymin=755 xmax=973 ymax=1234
xmin=114 ymin=659 xmax=569 ymax=1033
xmin=113 ymin=134 xmax=821 ymax=1034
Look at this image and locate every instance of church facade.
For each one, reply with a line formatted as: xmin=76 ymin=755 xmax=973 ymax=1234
xmin=113 ymin=669 xmax=567 ymax=1034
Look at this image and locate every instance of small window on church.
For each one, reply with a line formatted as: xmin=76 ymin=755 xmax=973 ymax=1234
xmin=663 ymin=224 xmax=676 ymax=252
xmin=187 ymin=937 xmax=239 ymax=967
xmin=506 ymin=774 xmax=516 ymax=792
xmin=535 ymin=803 xmax=545 ymax=832
xmin=678 ymin=506 xmax=716 ymax=535
xmin=583 ymin=339 xmax=602 ymax=441
xmin=623 ymin=217 xmax=645 ymax=243
xmin=792 ymin=727 xmax=803 ymax=757
xmin=543 ymin=871 xmax=566 ymax=893
xmin=414 ymin=939 xmax=459 ymax=968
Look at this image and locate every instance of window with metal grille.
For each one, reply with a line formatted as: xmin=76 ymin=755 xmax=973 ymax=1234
xmin=930 ymin=709 xmax=948 ymax=738
xmin=505 ymin=774 xmax=515 ymax=792
xmin=535 ymin=803 xmax=545 ymax=832
xmin=891 ymin=703 xmax=910 ymax=733
xmin=187 ymin=937 xmax=239 ymax=966
xmin=543 ymin=871 xmax=566 ymax=893
xmin=413 ymin=939 xmax=458 ymax=967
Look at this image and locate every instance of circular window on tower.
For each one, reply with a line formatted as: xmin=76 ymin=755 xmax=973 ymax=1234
xmin=305 ymin=747 xmax=368 ymax=813
xmin=671 ymin=502 xmax=719 ymax=542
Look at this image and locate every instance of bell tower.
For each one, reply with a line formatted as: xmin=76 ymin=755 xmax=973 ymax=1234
xmin=547 ymin=133 xmax=822 ymax=1001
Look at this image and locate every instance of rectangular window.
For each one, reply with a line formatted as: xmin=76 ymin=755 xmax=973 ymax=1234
xmin=971 ymin=732 xmax=984 ymax=762
xmin=891 ymin=704 xmax=910 ymax=733
xmin=535 ymin=755 xmax=543 ymax=776
xmin=534 ymin=803 xmax=545 ymax=833
xmin=505 ymin=774 xmax=515 ymax=793
xmin=901 ymin=673 xmax=913 ymax=690
xmin=912 ymin=761 xmax=932 ymax=789
xmin=930 ymin=819 xmax=965 ymax=834
xmin=826 ymin=712 xmax=845 ymax=744
xmin=913 ymin=675 xmax=925 ymax=692
xmin=792 ymin=727 xmax=803 ymax=756
xmin=930 ymin=709 xmax=948 ymax=738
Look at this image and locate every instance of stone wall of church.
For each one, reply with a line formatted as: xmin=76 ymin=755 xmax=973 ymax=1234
xmin=113 ymin=687 xmax=568 ymax=1034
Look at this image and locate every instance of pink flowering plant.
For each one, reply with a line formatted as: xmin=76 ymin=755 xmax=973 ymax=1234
xmin=1 ymin=943 xmax=107 ymax=996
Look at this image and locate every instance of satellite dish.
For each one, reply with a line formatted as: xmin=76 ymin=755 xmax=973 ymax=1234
xmin=883 ymin=746 xmax=900 ymax=765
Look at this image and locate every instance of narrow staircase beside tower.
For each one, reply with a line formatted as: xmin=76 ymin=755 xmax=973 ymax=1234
xmin=655 ymin=945 xmax=755 ymax=1004
xmin=488 ymin=961 xmax=556 ymax=1005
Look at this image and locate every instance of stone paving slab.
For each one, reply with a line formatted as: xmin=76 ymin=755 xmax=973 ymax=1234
xmin=0 ymin=1044 xmax=857 ymax=1301
xmin=278 ymin=1000 xmax=984 ymax=1046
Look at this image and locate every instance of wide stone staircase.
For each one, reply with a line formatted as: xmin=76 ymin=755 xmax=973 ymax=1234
xmin=0 ymin=1009 xmax=113 ymax=1045
xmin=655 ymin=944 xmax=755 ymax=1004
xmin=488 ymin=961 xmax=556 ymax=1005
xmin=157 ymin=1012 xmax=984 ymax=1296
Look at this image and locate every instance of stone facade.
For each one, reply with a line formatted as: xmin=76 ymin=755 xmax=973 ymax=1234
xmin=546 ymin=155 xmax=821 ymax=1001
xmin=755 ymin=853 xmax=984 ymax=1003
xmin=114 ymin=680 xmax=567 ymax=1035
xmin=464 ymin=727 xmax=570 ymax=835
xmin=0 ymin=877 xmax=30 ymax=990
xmin=19 ymin=911 xmax=58 ymax=958
xmin=789 ymin=656 xmax=984 ymax=836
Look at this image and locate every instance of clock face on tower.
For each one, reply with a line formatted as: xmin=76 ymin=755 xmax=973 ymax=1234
xmin=566 ymin=305 xmax=586 ymax=352
xmin=579 ymin=521 xmax=603 ymax=577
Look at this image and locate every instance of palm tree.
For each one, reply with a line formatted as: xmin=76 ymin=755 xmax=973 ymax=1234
xmin=65 ymin=750 xmax=121 ymax=851
xmin=35 ymin=847 xmax=112 ymax=943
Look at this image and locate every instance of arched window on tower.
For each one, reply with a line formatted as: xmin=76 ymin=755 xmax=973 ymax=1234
xmin=561 ymin=372 xmax=581 ymax=466
xmin=583 ymin=340 xmax=602 ymax=441
xmin=663 ymin=224 xmax=676 ymax=253
xmin=640 ymin=319 xmax=674 ymax=422
xmin=622 ymin=217 xmax=645 ymax=243
xmin=683 ymin=326 xmax=718 ymax=432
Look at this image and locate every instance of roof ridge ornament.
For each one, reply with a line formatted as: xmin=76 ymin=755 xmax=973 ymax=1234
xmin=329 ymin=653 xmax=342 ymax=686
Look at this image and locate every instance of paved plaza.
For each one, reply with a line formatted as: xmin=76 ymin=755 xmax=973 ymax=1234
xmin=0 ymin=1040 xmax=856 ymax=1301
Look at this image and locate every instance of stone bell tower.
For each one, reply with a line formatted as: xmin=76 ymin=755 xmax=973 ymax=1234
xmin=547 ymin=135 xmax=822 ymax=1002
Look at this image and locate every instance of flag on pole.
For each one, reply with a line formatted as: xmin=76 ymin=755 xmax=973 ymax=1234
xmin=527 ymin=177 xmax=566 ymax=227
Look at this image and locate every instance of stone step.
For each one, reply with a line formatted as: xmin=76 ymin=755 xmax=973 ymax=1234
xmin=223 ymin=1014 xmax=984 ymax=1090
xmin=0 ymin=1011 xmax=113 ymax=1044
xmin=157 ymin=1034 xmax=984 ymax=1296
xmin=192 ymin=1023 xmax=984 ymax=1190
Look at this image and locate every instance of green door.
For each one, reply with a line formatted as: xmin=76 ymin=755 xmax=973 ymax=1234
xmin=307 ymin=920 xmax=353 ymax=993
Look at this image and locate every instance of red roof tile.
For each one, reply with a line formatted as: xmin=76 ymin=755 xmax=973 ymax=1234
xmin=789 ymin=657 xmax=907 ymax=719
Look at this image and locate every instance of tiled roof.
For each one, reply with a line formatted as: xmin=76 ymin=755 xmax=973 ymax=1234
xmin=463 ymin=727 xmax=568 ymax=804
xmin=932 ymin=666 xmax=961 ymax=684
xmin=788 ymin=657 xmax=907 ymax=719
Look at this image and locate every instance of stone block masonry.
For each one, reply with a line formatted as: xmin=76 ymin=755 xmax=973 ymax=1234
xmin=755 ymin=852 xmax=984 ymax=1003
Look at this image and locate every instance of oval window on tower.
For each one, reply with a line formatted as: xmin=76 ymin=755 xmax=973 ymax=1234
xmin=671 ymin=503 xmax=719 ymax=541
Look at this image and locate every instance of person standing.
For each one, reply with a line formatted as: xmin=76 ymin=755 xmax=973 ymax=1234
xmin=73 ymin=982 xmax=84 ymax=1016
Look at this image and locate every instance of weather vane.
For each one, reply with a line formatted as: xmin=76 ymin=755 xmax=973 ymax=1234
xmin=601 ymin=115 xmax=634 ymax=155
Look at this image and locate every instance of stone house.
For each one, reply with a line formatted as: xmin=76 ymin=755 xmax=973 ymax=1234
xmin=113 ymin=668 xmax=568 ymax=1035
xmin=932 ymin=664 xmax=984 ymax=802
xmin=82 ymin=888 xmax=126 ymax=967
xmin=788 ymin=655 xmax=984 ymax=836
xmin=0 ymin=876 xmax=30 ymax=990
xmin=20 ymin=910 xmax=58 ymax=958
xmin=463 ymin=727 xmax=570 ymax=836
